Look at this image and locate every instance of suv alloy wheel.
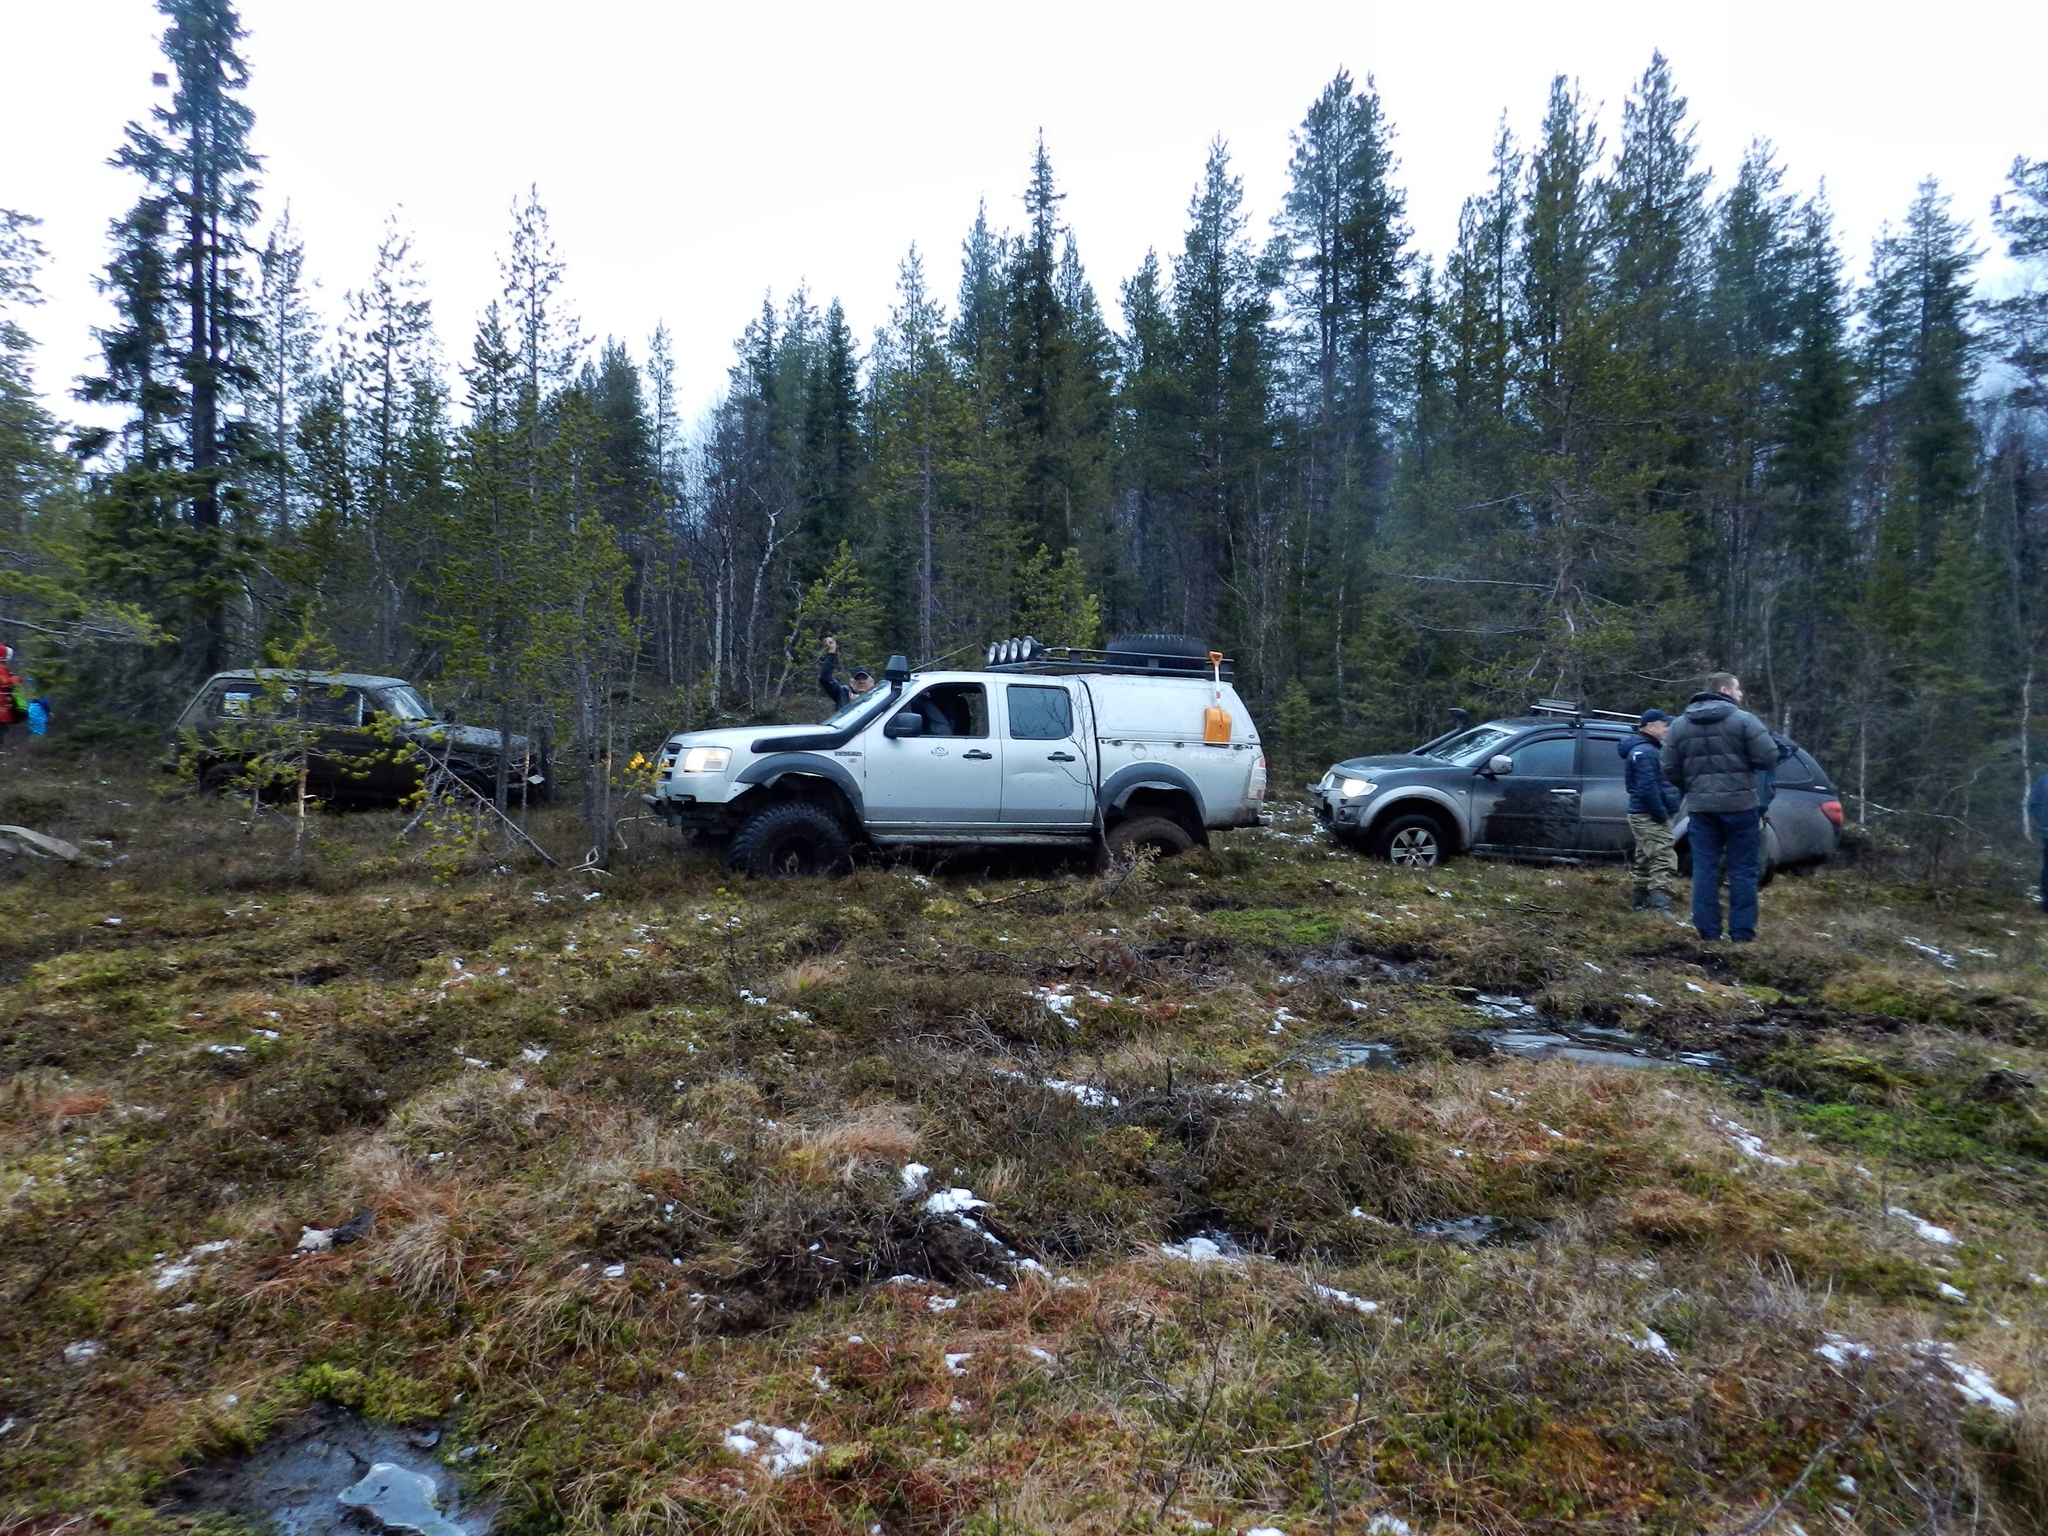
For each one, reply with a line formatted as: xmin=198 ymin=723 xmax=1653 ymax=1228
xmin=1371 ymin=811 xmax=1447 ymax=868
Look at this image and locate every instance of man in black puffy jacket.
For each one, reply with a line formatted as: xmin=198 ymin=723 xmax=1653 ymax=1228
xmin=1661 ymin=672 xmax=1779 ymax=943
xmin=1620 ymin=710 xmax=1681 ymax=913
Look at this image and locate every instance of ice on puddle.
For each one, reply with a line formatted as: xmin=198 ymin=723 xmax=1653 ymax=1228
xmin=1886 ymin=1207 xmax=1959 ymax=1247
xmin=900 ymin=1162 xmax=931 ymax=1193
xmin=1310 ymin=1282 xmax=1381 ymax=1315
xmin=724 ymin=1421 xmax=822 ymax=1475
xmin=944 ymin=1352 xmax=973 ymax=1377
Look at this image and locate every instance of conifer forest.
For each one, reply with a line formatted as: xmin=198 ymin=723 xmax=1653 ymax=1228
xmin=4 ymin=0 xmax=2047 ymax=859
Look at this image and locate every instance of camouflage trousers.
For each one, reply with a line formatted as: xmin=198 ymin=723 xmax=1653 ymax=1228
xmin=1627 ymin=813 xmax=1678 ymax=894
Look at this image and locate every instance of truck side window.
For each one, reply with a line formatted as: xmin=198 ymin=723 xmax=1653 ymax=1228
xmin=1509 ymin=736 xmax=1575 ymax=776
xmin=1579 ymin=735 xmax=1627 ymax=777
xmin=1006 ymin=684 xmax=1072 ymax=741
xmin=912 ymin=683 xmax=987 ymax=739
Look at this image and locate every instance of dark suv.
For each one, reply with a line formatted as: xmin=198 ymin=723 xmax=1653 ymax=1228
xmin=1309 ymin=708 xmax=1842 ymax=877
xmin=170 ymin=670 xmax=545 ymax=806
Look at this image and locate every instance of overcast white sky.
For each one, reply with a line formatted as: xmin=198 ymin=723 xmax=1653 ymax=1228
xmin=3 ymin=0 xmax=2044 ymax=430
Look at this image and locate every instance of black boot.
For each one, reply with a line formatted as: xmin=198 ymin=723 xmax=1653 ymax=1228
xmin=1645 ymin=890 xmax=1672 ymax=913
xmin=1630 ymin=889 xmax=1648 ymax=911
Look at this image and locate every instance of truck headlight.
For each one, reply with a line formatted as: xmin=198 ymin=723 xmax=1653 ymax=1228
xmin=1340 ymin=778 xmax=1376 ymax=798
xmin=681 ymin=746 xmax=731 ymax=774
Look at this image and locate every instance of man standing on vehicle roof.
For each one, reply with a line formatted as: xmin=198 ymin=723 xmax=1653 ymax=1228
xmin=1621 ymin=710 xmax=1681 ymax=914
xmin=818 ymin=636 xmax=876 ymax=712
xmin=1661 ymin=672 xmax=1779 ymax=944
xmin=2030 ymin=767 xmax=2048 ymax=915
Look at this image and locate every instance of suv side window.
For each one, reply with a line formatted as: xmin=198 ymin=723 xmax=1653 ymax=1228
xmin=1509 ymin=735 xmax=1576 ymax=776
xmin=1580 ymin=734 xmax=1627 ymax=777
xmin=1006 ymin=684 xmax=1072 ymax=741
xmin=910 ymin=683 xmax=988 ymax=739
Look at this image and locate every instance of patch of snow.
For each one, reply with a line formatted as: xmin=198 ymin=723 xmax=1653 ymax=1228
xmin=724 ymin=1421 xmax=822 ymax=1475
xmin=1625 ymin=992 xmax=1660 ymax=1008
xmin=1039 ymin=1077 xmax=1120 ymax=1108
xmin=1629 ymin=1328 xmax=1675 ymax=1360
xmin=296 ymin=1227 xmax=333 ymax=1253
xmin=1029 ymin=986 xmax=1079 ymax=1026
xmin=1886 ymin=1207 xmax=1959 ymax=1247
xmin=62 ymin=1340 xmax=99 ymax=1364
xmin=603 ymin=1264 xmax=627 ymax=1279
xmin=925 ymin=1187 xmax=987 ymax=1216
xmin=1160 ymin=1235 xmax=1236 ymax=1264
xmin=944 ymin=1352 xmax=973 ymax=1376
xmin=520 ymin=1045 xmax=548 ymax=1063
xmin=1247 ymin=1527 xmax=1290 ymax=1536
xmin=1025 ymin=1346 xmax=1057 ymax=1364
xmin=1684 ymin=981 xmax=1708 ymax=995
xmin=1901 ymin=936 xmax=1957 ymax=968
xmin=926 ymin=1296 xmax=959 ymax=1313
xmin=154 ymin=1239 xmax=235 ymax=1289
xmin=1837 ymin=1474 xmax=1857 ymax=1494
xmin=1583 ymin=961 xmax=1605 ymax=974
xmin=900 ymin=1162 xmax=931 ymax=1193
xmin=1710 ymin=1114 xmax=1792 ymax=1165
xmin=1366 ymin=1520 xmax=1415 ymax=1536
xmin=1310 ymin=1282 xmax=1381 ymax=1315
xmin=1816 ymin=1334 xmax=1874 ymax=1366
xmin=1936 ymin=1282 xmax=1968 ymax=1302
xmin=1918 ymin=1342 xmax=2017 ymax=1414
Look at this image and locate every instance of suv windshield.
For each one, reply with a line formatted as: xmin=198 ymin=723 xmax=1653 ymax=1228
xmin=1416 ymin=725 xmax=1515 ymax=766
xmin=380 ymin=686 xmax=435 ymax=722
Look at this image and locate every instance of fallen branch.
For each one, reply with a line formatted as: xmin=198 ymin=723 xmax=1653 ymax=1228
xmin=1724 ymin=1391 xmax=1903 ymax=1536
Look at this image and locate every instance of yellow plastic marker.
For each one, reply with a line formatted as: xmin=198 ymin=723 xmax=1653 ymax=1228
xmin=1203 ymin=650 xmax=1232 ymax=743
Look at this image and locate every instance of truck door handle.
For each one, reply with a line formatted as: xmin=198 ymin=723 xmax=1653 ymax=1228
xmin=1549 ymin=787 xmax=1579 ymax=796
xmin=962 ymin=749 xmax=993 ymax=760
xmin=1047 ymin=751 xmax=1075 ymax=761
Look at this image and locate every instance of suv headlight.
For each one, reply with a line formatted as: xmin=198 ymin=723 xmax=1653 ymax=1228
xmin=680 ymin=746 xmax=732 ymax=774
xmin=1340 ymin=777 xmax=1376 ymax=798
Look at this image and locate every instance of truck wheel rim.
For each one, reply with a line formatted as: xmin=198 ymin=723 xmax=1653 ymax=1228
xmin=1389 ymin=827 xmax=1438 ymax=866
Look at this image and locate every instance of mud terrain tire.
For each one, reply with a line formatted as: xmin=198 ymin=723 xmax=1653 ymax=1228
xmin=1369 ymin=811 xmax=1449 ymax=869
xmin=729 ymin=800 xmax=853 ymax=879
xmin=1106 ymin=815 xmax=1196 ymax=862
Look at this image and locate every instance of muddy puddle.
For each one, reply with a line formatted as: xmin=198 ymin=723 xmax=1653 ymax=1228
xmin=164 ymin=1403 xmax=488 ymax=1536
xmin=1306 ymin=992 xmax=1730 ymax=1077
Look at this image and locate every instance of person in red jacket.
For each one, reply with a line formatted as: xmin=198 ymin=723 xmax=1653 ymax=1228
xmin=0 ymin=645 xmax=23 ymax=751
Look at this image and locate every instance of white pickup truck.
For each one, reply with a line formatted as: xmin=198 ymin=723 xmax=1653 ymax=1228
xmin=648 ymin=638 xmax=1268 ymax=875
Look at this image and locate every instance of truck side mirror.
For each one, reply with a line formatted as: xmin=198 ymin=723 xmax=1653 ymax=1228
xmin=1486 ymin=754 xmax=1514 ymax=776
xmin=883 ymin=711 xmax=924 ymax=739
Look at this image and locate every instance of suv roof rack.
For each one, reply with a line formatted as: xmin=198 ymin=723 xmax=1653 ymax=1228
xmin=1531 ymin=697 xmax=1642 ymax=725
xmin=984 ymin=640 xmax=1232 ymax=680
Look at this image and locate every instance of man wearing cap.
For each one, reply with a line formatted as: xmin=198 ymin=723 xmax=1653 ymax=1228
xmin=1620 ymin=709 xmax=1681 ymax=913
xmin=818 ymin=636 xmax=876 ymax=713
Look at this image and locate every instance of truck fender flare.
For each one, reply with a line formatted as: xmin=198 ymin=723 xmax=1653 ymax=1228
xmin=733 ymin=753 xmax=865 ymax=824
xmin=1098 ymin=763 xmax=1206 ymax=826
xmin=1367 ymin=790 xmax=1466 ymax=852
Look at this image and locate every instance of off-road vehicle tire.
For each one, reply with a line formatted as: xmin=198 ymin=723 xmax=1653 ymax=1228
xmin=1105 ymin=815 xmax=1196 ymax=863
xmin=1369 ymin=811 xmax=1449 ymax=869
xmin=729 ymin=800 xmax=853 ymax=879
xmin=1104 ymin=633 xmax=1210 ymax=672
xmin=197 ymin=763 xmax=246 ymax=799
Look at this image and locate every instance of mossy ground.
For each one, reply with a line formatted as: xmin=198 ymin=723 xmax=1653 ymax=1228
xmin=5 ymin=752 xmax=2048 ymax=1534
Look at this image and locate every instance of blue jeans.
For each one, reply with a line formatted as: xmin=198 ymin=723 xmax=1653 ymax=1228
xmin=1690 ymin=809 xmax=1761 ymax=941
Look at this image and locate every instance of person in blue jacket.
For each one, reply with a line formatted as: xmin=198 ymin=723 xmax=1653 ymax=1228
xmin=817 ymin=636 xmax=876 ymax=713
xmin=2031 ymin=768 xmax=2048 ymax=915
xmin=1621 ymin=709 xmax=1682 ymax=913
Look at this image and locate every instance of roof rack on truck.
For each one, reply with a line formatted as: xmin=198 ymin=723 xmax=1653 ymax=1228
xmin=983 ymin=634 xmax=1233 ymax=680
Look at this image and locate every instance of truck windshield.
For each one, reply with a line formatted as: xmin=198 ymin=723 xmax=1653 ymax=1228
xmin=823 ymin=687 xmax=894 ymax=729
xmin=1417 ymin=725 xmax=1514 ymax=766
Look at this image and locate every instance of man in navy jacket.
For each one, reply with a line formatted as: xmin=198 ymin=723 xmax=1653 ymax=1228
xmin=1621 ymin=710 xmax=1681 ymax=913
